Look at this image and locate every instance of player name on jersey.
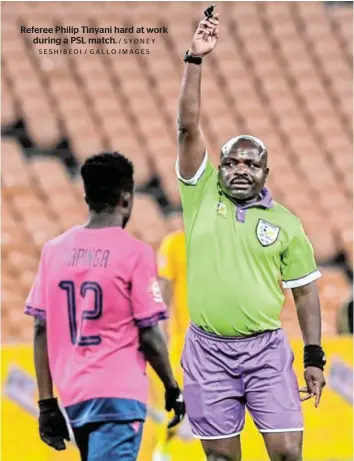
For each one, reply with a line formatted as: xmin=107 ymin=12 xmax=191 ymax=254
xmin=64 ymin=248 xmax=110 ymax=268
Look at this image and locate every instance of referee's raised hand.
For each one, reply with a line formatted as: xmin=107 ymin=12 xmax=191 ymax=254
xmin=190 ymin=9 xmax=219 ymax=57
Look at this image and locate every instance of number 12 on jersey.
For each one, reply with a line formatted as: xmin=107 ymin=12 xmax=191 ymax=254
xmin=58 ymin=281 xmax=103 ymax=346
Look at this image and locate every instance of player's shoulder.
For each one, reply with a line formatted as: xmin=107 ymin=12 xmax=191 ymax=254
xmin=123 ymin=232 xmax=155 ymax=262
xmin=163 ymin=230 xmax=184 ymax=246
xmin=126 ymin=232 xmax=151 ymax=251
xmin=179 ymin=155 xmax=217 ymax=189
xmin=42 ymin=227 xmax=79 ymax=251
xmin=159 ymin=230 xmax=185 ymax=253
xmin=271 ymin=201 xmax=303 ymax=229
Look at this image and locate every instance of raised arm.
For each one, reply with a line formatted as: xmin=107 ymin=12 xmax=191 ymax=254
xmin=177 ymin=10 xmax=219 ymax=180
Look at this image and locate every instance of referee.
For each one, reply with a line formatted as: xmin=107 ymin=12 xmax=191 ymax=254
xmin=176 ymin=8 xmax=326 ymax=461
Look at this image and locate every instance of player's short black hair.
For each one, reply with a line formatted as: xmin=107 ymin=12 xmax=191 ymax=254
xmin=81 ymin=152 xmax=134 ymax=213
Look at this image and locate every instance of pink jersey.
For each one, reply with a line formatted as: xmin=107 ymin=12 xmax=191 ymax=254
xmin=25 ymin=226 xmax=167 ymax=426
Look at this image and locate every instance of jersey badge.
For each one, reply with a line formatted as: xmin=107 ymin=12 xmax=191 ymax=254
xmin=256 ymin=219 xmax=280 ymax=246
xmin=216 ymin=201 xmax=227 ymax=218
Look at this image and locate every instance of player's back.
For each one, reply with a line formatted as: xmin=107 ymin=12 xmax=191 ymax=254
xmin=42 ymin=225 xmax=157 ymax=409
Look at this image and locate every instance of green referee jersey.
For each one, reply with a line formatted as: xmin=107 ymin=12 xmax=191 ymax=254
xmin=176 ymin=153 xmax=321 ymax=336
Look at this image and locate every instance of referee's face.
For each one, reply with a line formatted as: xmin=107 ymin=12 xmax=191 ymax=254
xmin=218 ymin=146 xmax=268 ymax=202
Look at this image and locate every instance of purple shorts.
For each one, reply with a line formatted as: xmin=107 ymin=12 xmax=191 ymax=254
xmin=181 ymin=324 xmax=303 ymax=439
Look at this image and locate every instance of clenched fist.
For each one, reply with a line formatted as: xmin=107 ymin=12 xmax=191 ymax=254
xmin=190 ymin=11 xmax=219 ymax=57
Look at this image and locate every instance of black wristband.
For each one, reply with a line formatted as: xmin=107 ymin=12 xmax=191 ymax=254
xmin=304 ymin=345 xmax=326 ymax=370
xmin=183 ymin=50 xmax=203 ymax=65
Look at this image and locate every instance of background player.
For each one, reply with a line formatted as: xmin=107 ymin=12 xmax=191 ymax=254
xmin=154 ymin=226 xmax=205 ymax=461
xmin=158 ymin=224 xmax=187 ymax=353
xmin=176 ymin=7 xmax=326 ymax=461
xmin=24 ymin=152 xmax=185 ymax=461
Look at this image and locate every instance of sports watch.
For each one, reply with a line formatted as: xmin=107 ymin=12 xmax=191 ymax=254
xmin=183 ymin=50 xmax=203 ymax=65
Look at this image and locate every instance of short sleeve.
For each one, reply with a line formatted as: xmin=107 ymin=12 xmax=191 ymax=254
xmin=281 ymin=222 xmax=321 ymax=289
xmin=176 ymin=152 xmax=217 ymax=220
xmin=157 ymin=234 xmax=176 ymax=281
xmin=24 ymin=247 xmax=47 ymax=320
xmin=131 ymin=244 xmax=168 ymax=328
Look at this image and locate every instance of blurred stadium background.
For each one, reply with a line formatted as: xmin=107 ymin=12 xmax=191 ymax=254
xmin=1 ymin=1 xmax=353 ymax=461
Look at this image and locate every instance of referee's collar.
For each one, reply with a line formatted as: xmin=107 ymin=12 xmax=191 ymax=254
xmin=232 ymin=188 xmax=274 ymax=210
xmin=233 ymin=188 xmax=274 ymax=223
xmin=254 ymin=187 xmax=274 ymax=209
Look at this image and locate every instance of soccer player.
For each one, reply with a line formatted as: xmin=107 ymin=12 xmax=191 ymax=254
xmin=24 ymin=152 xmax=185 ymax=461
xmin=176 ymin=9 xmax=326 ymax=461
xmin=158 ymin=225 xmax=188 ymax=348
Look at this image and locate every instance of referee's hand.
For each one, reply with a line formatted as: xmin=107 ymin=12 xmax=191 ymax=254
xmin=190 ymin=10 xmax=219 ymax=57
xmin=165 ymin=386 xmax=186 ymax=428
xmin=299 ymin=367 xmax=326 ymax=407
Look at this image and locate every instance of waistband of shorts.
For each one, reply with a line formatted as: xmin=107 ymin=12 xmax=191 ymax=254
xmin=190 ymin=323 xmax=281 ymax=342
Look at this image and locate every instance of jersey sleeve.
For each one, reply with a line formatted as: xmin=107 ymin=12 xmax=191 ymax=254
xmin=281 ymin=221 xmax=321 ymax=289
xmin=176 ymin=152 xmax=217 ymax=220
xmin=24 ymin=246 xmax=47 ymax=320
xmin=131 ymin=244 xmax=168 ymax=328
xmin=157 ymin=234 xmax=176 ymax=281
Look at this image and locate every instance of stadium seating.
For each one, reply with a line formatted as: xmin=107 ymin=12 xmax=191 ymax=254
xmin=1 ymin=2 xmax=352 ymax=341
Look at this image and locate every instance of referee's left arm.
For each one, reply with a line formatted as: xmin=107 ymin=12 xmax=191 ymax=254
xmin=292 ymin=282 xmax=321 ymax=346
xmin=280 ymin=221 xmax=322 ymax=346
xmin=293 ymin=281 xmax=326 ymax=407
xmin=281 ymin=221 xmax=326 ymax=406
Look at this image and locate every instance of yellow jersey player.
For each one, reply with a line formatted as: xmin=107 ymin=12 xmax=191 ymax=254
xmin=153 ymin=228 xmax=204 ymax=461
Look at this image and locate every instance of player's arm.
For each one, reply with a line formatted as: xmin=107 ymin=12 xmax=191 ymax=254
xmin=131 ymin=244 xmax=173 ymax=383
xmin=177 ymin=8 xmax=219 ymax=180
xmin=292 ymin=282 xmax=321 ymax=346
xmin=139 ymin=326 xmax=184 ymax=428
xmin=159 ymin=278 xmax=173 ymax=306
xmin=281 ymin=222 xmax=326 ymax=407
xmin=25 ymin=250 xmax=54 ymax=400
xmin=25 ymin=247 xmax=70 ymax=451
xmin=292 ymin=282 xmax=326 ymax=407
xmin=34 ymin=317 xmax=70 ymax=450
xmin=34 ymin=317 xmax=53 ymax=399
xmin=281 ymin=222 xmax=323 ymax=346
xmin=132 ymin=245 xmax=185 ymax=427
xmin=139 ymin=325 xmax=176 ymax=390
